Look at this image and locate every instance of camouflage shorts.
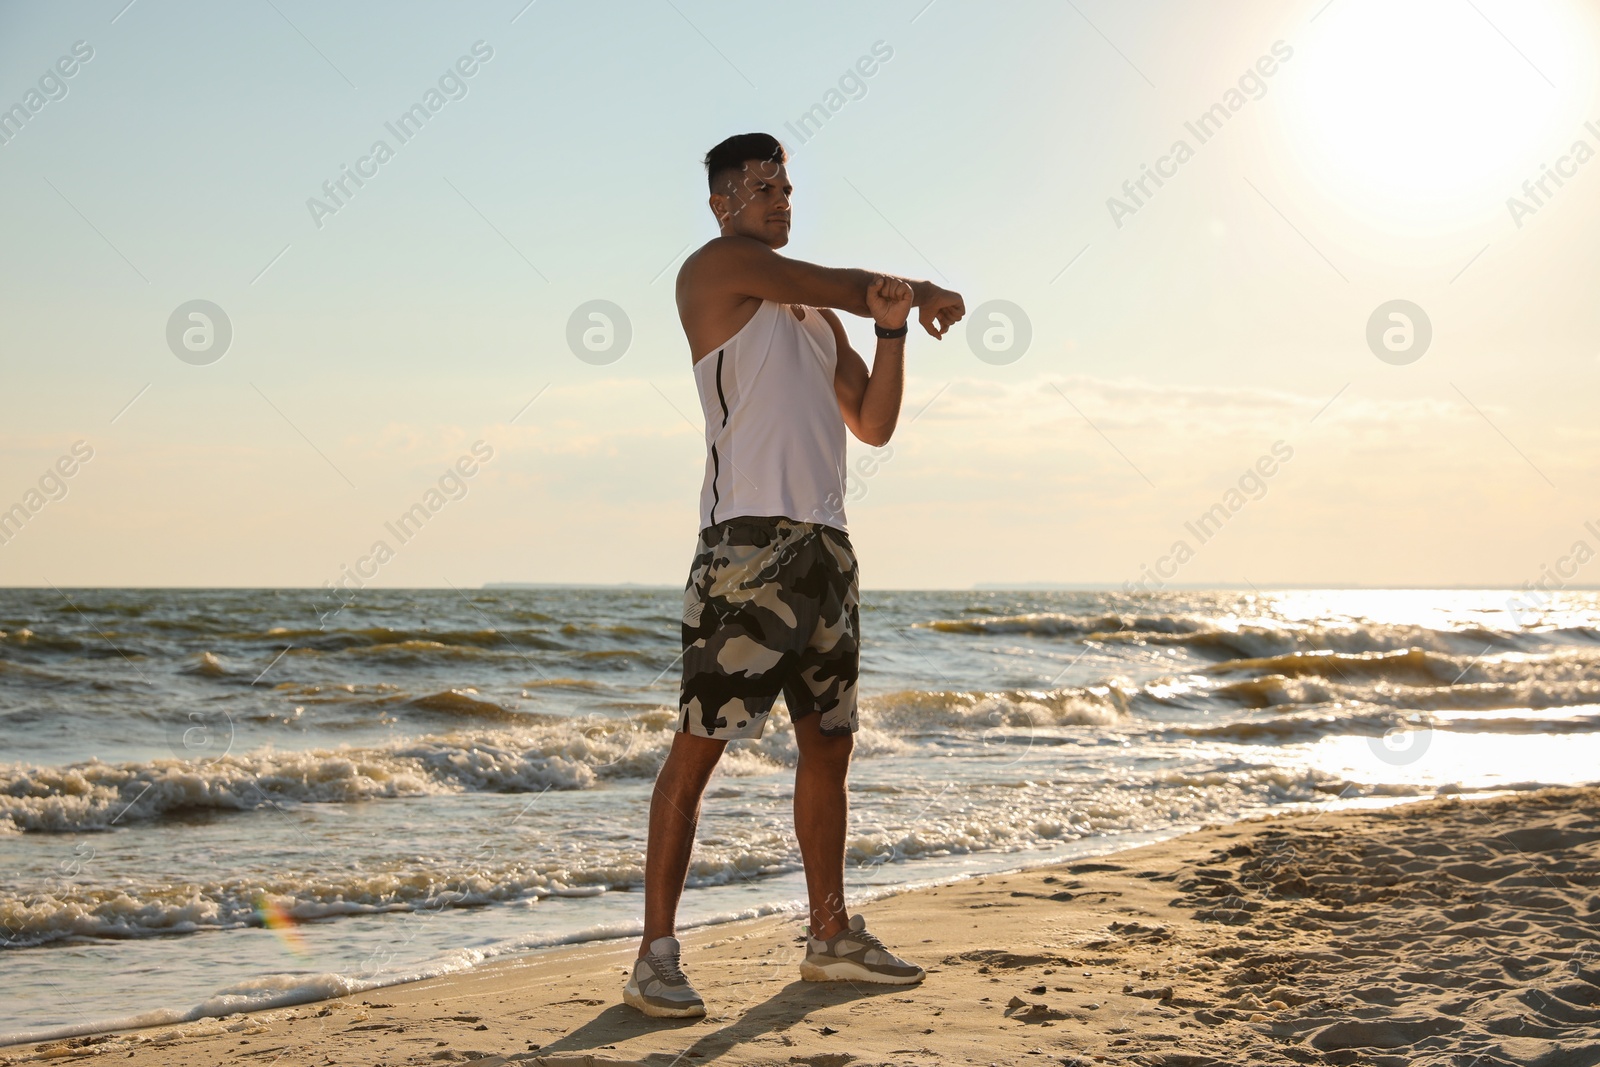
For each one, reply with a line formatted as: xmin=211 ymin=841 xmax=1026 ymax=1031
xmin=679 ymin=516 xmax=860 ymax=741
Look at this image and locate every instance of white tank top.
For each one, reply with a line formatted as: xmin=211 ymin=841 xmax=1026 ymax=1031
xmin=692 ymin=299 xmax=848 ymax=532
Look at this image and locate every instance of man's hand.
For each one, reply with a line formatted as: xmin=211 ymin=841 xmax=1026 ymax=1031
xmin=865 ymin=275 xmax=913 ymax=331
xmin=917 ymin=285 xmax=965 ymax=340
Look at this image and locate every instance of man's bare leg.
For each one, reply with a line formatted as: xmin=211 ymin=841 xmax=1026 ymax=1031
xmin=793 ymin=712 xmax=853 ymax=941
xmin=638 ymin=729 xmax=728 ymax=957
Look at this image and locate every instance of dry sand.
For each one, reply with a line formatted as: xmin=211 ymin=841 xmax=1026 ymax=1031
xmin=6 ymin=786 xmax=1597 ymax=1067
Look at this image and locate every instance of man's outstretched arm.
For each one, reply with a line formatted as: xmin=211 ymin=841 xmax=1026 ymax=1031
xmin=697 ymin=236 xmax=964 ymax=339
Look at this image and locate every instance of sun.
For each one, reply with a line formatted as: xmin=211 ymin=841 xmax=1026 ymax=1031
xmin=1274 ymin=0 xmax=1597 ymax=233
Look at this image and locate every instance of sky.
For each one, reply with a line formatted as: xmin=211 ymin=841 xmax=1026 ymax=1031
xmin=2 ymin=0 xmax=1599 ymax=590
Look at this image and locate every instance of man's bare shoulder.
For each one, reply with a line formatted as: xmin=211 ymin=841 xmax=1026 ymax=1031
xmin=679 ymin=235 xmax=774 ymax=283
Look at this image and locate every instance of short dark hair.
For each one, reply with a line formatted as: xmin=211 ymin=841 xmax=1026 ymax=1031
xmin=703 ymin=132 xmax=787 ymax=194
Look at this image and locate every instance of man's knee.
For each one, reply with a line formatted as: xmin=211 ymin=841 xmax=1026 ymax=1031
xmin=797 ymin=721 xmax=854 ymax=767
xmin=663 ymin=729 xmax=728 ymax=782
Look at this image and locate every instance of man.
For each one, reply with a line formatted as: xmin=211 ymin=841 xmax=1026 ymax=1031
xmin=623 ymin=132 xmax=965 ymax=1018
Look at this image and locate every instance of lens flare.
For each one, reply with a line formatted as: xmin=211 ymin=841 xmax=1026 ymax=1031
xmin=254 ymin=894 xmax=309 ymax=957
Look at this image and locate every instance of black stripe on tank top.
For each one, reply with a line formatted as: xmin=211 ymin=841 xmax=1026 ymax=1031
xmin=708 ymin=348 xmax=729 ymax=524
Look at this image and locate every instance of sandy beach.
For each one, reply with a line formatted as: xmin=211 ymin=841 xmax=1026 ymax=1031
xmin=6 ymin=784 xmax=1595 ymax=1067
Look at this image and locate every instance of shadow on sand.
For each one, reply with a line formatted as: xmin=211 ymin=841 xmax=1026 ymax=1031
xmin=533 ymin=978 xmax=915 ymax=1064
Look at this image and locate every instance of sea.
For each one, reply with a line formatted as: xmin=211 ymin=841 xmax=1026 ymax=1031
xmin=3 ymin=586 xmax=1598 ymax=1043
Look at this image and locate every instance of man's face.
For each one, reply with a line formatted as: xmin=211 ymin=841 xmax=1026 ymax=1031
xmin=712 ymin=160 xmax=791 ymax=248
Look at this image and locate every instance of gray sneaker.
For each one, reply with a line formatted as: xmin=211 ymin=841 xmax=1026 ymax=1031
xmin=623 ymin=935 xmax=706 ymax=1018
xmin=800 ymin=913 xmax=925 ymax=985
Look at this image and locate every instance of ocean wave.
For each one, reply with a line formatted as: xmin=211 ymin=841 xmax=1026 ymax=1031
xmin=0 ymin=659 xmax=73 ymax=686
xmin=918 ymin=611 xmax=1600 ymax=661
xmin=5 ymin=623 xmax=574 ymax=661
xmin=406 ymin=688 xmax=535 ymax=721
xmin=1200 ymin=647 xmax=1600 ymax=708
xmin=1174 ymin=707 xmax=1600 ymax=746
xmin=1146 ymin=760 xmax=1405 ymax=799
xmin=0 ymin=735 xmax=599 ymax=835
xmin=835 ymin=763 xmax=1370 ymax=869
xmin=918 ymin=612 xmax=1206 ymax=637
xmin=1177 ymin=709 xmax=1421 ymax=745
xmin=1209 ymin=672 xmax=1600 ymax=713
xmin=558 ymin=622 xmax=656 ymax=638
xmin=268 ymin=682 xmax=406 ymax=704
xmin=179 ymin=651 xmax=231 ymax=678
xmin=284 ymin=626 xmax=563 ymax=651
xmin=575 ymin=649 xmax=657 ymax=661
xmin=859 ymin=685 xmax=1131 ymax=731
xmin=147 ymin=626 xmax=570 ymax=654
xmin=1094 ymin=624 xmax=1522 ymax=660
xmin=324 ymin=639 xmax=544 ymax=662
xmin=1211 ymin=647 xmax=1469 ymax=683
xmin=520 ymin=677 xmax=609 ymax=692
xmin=0 ymin=705 xmax=921 ymax=834
xmin=0 ymin=628 xmax=88 ymax=653
xmin=0 ymin=856 xmax=647 ymax=947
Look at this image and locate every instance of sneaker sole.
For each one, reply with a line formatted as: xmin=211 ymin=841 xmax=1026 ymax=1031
xmin=799 ymin=958 xmax=926 ymax=985
xmin=623 ymin=986 xmax=706 ymax=1018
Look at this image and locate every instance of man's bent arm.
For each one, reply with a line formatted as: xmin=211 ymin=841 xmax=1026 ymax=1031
xmin=823 ymin=308 xmax=904 ymax=448
xmin=855 ymin=332 xmax=906 ymax=447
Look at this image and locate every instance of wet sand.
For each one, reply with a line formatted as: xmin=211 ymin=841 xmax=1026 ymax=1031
xmin=7 ymin=785 xmax=1597 ymax=1067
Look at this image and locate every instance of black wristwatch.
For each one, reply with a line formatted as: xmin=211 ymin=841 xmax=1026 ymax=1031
xmin=874 ymin=322 xmax=909 ymax=339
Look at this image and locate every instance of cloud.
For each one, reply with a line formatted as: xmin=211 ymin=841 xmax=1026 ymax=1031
xmin=347 ymin=381 xmax=702 ymax=465
xmin=885 ymin=376 xmax=1478 ymax=476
